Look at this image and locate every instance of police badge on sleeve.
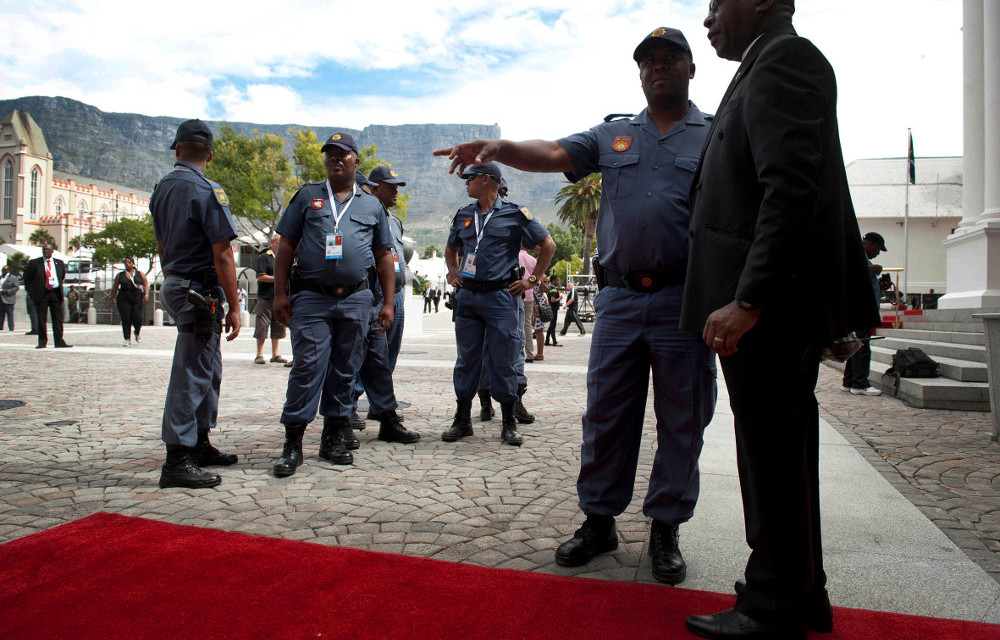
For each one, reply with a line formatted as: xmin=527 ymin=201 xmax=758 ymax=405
xmin=214 ymin=188 xmax=230 ymax=207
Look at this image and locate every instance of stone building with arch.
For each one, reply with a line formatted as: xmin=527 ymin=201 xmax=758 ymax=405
xmin=0 ymin=109 xmax=150 ymax=253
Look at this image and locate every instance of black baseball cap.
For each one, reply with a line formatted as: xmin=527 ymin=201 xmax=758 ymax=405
xmin=170 ymin=119 xmax=213 ymax=150
xmin=321 ymin=132 xmax=359 ymax=154
xmin=460 ymin=162 xmax=503 ymax=184
xmin=633 ymin=27 xmax=692 ymax=63
xmin=369 ymin=165 xmax=406 ymax=186
xmin=355 ymin=170 xmax=377 ymax=187
xmin=863 ymin=232 xmax=887 ymax=251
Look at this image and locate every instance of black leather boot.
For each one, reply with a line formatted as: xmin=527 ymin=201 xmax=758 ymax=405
xmin=649 ymin=520 xmax=686 ymax=585
xmin=349 ymin=410 xmax=366 ymax=430
xmin=330 ymin=415 xmax=359 ymax=450
xmin=513 ymin=383 xmax=535 ymax=424
xmin=378 ymin=411 xmax=421 ymax=444
xmin=499 ymin=402 xmax=524 ymax=446
xmin=368 ymin=407 xmax=404 ymax=421
xmin=441 ymin=399 xmax=474 ymax=441
xmin=555 ymin=515 xmax=618 ymax=566
xmin=273 ymin=424 xmax=305 ymax=477
xmin=478 ymin=389 xmax=494 ymax=421
xmin=191 ymin=430 xmax=238 ymax=466
xmin=319 ymin=417 xmax=354 ymax=465
xmin=159 ymin=445 xmax=221 ymax=489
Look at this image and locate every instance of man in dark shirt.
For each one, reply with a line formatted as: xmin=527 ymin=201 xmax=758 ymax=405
xmin=253 ymin=234 xmax=288 ymax=364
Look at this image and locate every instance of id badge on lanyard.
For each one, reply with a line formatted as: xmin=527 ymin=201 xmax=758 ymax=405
xmin=324 ymin=181 xmax=357 ymax=261
xmin=462 ymin=209 xmax=494 ymax=279
xmin=392 ymin=248 xmax=400 ymax=273
xmin=460 ymin=253 xmax=477 ymax=278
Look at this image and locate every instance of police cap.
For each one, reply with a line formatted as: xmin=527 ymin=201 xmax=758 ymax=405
xmin=863 ymin=232 xmax=888 ymax=252
xmin=170 ymin=119 xmax=214 ymax=150
xmin=355 ymin=170 xmax=377 ymax=187
xmin=460 ymin=162 xmax=503 ymax=184
xmin=369 ymin=165 xmax=406 ymax=186
xmin=321 ymin=132 xmax=359 ymax=155
xmin=633 ymin=27 xmax=692 ymax=63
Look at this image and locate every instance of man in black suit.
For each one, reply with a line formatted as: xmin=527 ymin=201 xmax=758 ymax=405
xmin=22 ymin=243 xmax=72 ymax=349
xmin=681 ymin=2 xmax=877 ymax=638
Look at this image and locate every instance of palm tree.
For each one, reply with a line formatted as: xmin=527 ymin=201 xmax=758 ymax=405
xmin=28 ymin=229 xmax=57 ymax=250
xmin=67 ymin=235 xmax=85 ymax=254
xmin=554 ymin=173 xmax=601 ymax=275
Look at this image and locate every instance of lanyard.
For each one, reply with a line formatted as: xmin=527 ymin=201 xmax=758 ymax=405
xmin=324 ymin=181 xmax=358 ymax=233
xmin=472 ymin=206 xmax=496 ymax=253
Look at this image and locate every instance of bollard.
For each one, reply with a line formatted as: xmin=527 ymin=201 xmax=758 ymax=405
xmin=974 ymin=313 xmax=1000 ymax=442
xmin=87 ymin=305 xmax=96 ymax=325
xmin=153 ymin=308 xmax=163 ymax=327
xmin=241 ymin=309 xmax=250 ymax=329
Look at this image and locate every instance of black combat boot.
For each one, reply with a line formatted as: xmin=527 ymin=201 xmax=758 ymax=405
xmin=499 ymin=402 xmax=524 ymax=446
xmin=377 ymin=410 xmax=421 ymax=444
xmin=513 ymin=383 xmax=535 ymax=424
xmin=649 ymin=520 xmax=686 ymax=585
xmin=319 ymin=417 xmax=354 ymax=465
xmin=330 ymin=415 xmax=359 ymax=450
xmin=555 ymin=515 xmax=618 ymax=566
xmin=478 ymin=389 xmax=495 ymax=421
xmin=349 ymin=410 xmax=366 ymax=430
xmin=159 ymin=445 xmax=221 ymax=489
xmin=273 ymin=424 xmax=305 ymax=477
xmin=368 ymin=407 xmax=404 ymax=421
xmin=191 ymin=430 xmax=239 ymax=466
xmin=441 ymin=399 xmax=474 ymax=441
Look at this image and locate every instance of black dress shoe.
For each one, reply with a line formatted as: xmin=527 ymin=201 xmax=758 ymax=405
xmin=35 ymin=344 xmax=46 ymax=349
xmin=649 ymin=520 xmax=686 ymax=585
xmin=685 ymin=609 xmax=806 ymax=640
xmin=734 ymin=580 xmax=833 ymax=633
xmin=25 ymin=331 xmax=37 ymax=335
xmin=55 ymin=342 xmax=72 ymax=348
xmin=555 ymin=515 xmax=618 ymax=566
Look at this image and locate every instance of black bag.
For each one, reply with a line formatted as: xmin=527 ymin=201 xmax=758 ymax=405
xmin=889 ymin=347 xmax=941 ymax=378
xmin=537 ymin=300 xmax=553 ymax=323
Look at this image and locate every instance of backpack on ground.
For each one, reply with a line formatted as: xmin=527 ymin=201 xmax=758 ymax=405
xmin=890 ymin=347 xmax=941 ymax=378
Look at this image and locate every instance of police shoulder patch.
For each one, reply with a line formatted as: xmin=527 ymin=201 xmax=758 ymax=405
xmin=463 ymin=217 xmax=473 ymax=228
xmin=612 ymin=136 xmax=633 ymax=152
xmin=519 ymin=207 xmax=533 ymax=221
xmin=214 ymin=188 xmax=230 ymax=207
xmin=311 ymin=198 xmax=324 ymax=210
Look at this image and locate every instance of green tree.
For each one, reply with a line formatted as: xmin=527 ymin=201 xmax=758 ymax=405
xmin=83 ymin=216 xmax=157 ymax=273
xmin=290 ymin=132 xmax=412 ymax=221
xmin=421 ymin=245 xmax=440 ymax=259
xmin=554 ymin=173 xmax=601 ymax=275
xmin=208 ymin=125 xmax=296 ymax=249
xmin=550 ymin=255 xmax=584 ymax=281
xmin=67 ymin=235 xmax=86 ymax=253
xmin=29 ymin=228 xmax=58 ymax=250
xmin=411 ymin=271 xmax=429 ymax=295
xmin=5 ymin=252 xmax=28 ymax=276
xmin=545 ymin=223 xmax=580 ymax=268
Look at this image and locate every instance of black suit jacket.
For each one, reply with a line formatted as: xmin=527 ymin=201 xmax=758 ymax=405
xmin=23 ymin=256 xmax=66 ymax=301
xmin=680 ymin=23 xmax=877 ymax=345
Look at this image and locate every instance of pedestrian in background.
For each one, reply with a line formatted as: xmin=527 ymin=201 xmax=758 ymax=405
xmin=110 ymin=256 xmax=148 ymax=346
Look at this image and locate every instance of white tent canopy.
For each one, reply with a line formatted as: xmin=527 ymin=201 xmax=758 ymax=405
xmin=0 ymin=243 xmax=72 ymax=264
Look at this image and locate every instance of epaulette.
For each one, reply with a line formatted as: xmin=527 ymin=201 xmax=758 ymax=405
xmin=604 ymin=113 xmax=635 ymax=123
xmin=518 ymin=206 xmax=533 ymax=221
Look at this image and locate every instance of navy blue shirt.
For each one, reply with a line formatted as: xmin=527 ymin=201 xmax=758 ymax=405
xmin=151 ymin=160 xmax=237 ymax=274
xmin=446 ymin=197 xmax=549 ymax=281
xmin=556 ymin=104 xmax=710 ymax=275
xmin=276 ymin=181 xmax=393 ymax=285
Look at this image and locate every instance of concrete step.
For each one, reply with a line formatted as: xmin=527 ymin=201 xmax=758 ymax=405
xmin=915 ymin=307 xmax=1000 ymax=323
xmin=877 ymin=336 xmax=986 ymax=363
xmin=826 ymin=360 xmax=991 ymax=412
xmin=876 ymin=328 xmax=985 ymax=346
xmin=870 ymin=346 xmax=988 ymax=382
xmin=896 ymin=320 xmax=986 ymax=333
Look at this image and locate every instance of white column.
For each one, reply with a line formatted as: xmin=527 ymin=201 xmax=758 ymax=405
xmin=982 ymin=0 xmax=1000 ymax=221
xmin=961 ymin=0 xmax=984 ymax=228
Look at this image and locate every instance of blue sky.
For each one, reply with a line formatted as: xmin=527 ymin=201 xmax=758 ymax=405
xmin=0 ymin=0 xmax=963 ymax=163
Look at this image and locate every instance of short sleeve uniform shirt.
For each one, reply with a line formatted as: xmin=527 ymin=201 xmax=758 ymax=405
xmin=446 ymin=197 xmax=549 ymax=282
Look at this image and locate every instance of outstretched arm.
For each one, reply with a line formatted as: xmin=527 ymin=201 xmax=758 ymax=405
xmin=433 ymin=139 xmax=574 ymax=177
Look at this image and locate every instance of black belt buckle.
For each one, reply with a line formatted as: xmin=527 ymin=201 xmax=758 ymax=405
xmin=626 ymin=271 xmax=660 ymax=293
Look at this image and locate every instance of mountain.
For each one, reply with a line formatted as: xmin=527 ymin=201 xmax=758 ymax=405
xmin=0 ymin=96 xmax=573 ymax=247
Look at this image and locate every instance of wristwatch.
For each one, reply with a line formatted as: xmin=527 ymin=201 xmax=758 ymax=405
xmin=527 ymin=275 xmax=538 ymax=284
xmin=735 ymin=300 xmax=758 ymax=312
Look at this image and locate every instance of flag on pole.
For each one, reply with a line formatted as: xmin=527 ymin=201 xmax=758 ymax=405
xmin=907 ymin=131 xmax=916 ymax=184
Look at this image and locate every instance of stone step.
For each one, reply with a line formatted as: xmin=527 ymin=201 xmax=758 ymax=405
xmin=877 ymin=336 xmax=987 ymax=363
xmin=896 ymin=320 xmax=986 ymax=333
xmin=826 ymin=360 xmax=991 ymax=412
xmin=870 ymin=346 xmax=988 ymax=382
xmin=876 ymin=328 xmax=985 ymax=346
xmin=912 ymin=307 xmax=1000 ymax=323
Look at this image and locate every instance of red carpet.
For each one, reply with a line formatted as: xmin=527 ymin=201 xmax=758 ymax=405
xmin=0 ymin=513 xmax=996 ymax=640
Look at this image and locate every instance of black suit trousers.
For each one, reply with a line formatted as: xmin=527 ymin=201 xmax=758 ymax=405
xmin=34 ymin=290 xmax=65 ymax=346
xmin=719 ymin=311 xmax=825 ymax=625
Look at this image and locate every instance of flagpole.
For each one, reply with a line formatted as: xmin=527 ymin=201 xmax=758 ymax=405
xmin=903 ymin=128 xmax=911 ymax=306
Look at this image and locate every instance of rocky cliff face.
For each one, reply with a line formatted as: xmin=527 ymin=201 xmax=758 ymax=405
xmin=0 ymin=96 xmax=570 ymax=247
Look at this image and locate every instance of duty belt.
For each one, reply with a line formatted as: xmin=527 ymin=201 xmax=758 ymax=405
xmin=290 ymin=277 xmax=369 ymax=298
xmin=461 ymin=278 xmax=512 ymax=292
xmin=164 ymin=270 xmax=218 ymax=288
xmin=604 ymin=268 xmax=684 ymax=293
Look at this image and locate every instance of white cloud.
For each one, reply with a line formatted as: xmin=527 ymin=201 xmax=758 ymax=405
xmin=0 ymin=0 xmax=964 ymax=163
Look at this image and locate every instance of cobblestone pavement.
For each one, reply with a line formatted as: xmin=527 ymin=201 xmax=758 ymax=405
xmin=816 ymin=366 xmax=1000 ymax=584
xmin=0 ymin=311 xmax=998 ymax=594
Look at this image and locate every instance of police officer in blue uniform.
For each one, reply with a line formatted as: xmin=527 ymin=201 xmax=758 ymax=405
xmin=151 ymin=119 xmax=241 ymax=489
xmin=369 ymin=165 xmax=408 ymax=373
xmin=270 ymin=132 xmax=397 ymax=477
xmin=434 ymin=27 xmax=717 ymax=584
xmin=441 ymin=162 xmax=555 ymax=446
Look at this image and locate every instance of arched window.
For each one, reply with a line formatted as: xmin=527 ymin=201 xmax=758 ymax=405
xmin=78 ymin=200 xmax=87 ymax=217
xmin=2 ymin=159 xmax=12 ymax=221
xmin=29 ymin=167 xmax=40 ymax=220
xmin=54 ymin=196 xmax=64 ymax=216
xmin=100 ymin=204 xmax=109 ymax=224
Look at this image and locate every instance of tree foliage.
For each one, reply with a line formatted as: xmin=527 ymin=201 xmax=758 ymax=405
xmin=83 ymin=215 xmax=157 ymax=273
xmin=29 ymin=228 xmax=58 ymax=250
xmin=421 ymin=245 xmax=441 ymax=259
xmin=67 ymin=235 xmax=85 ymax=252
xmin=207 ymin=125 xmax=296 ymax=249
xmin=5 ymin=252 xmax=28 ymax=276
xmin=545 ymin=223 xmax=580 ymax=268
xmin=554 ymin=173 xmax=601 ymax=275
